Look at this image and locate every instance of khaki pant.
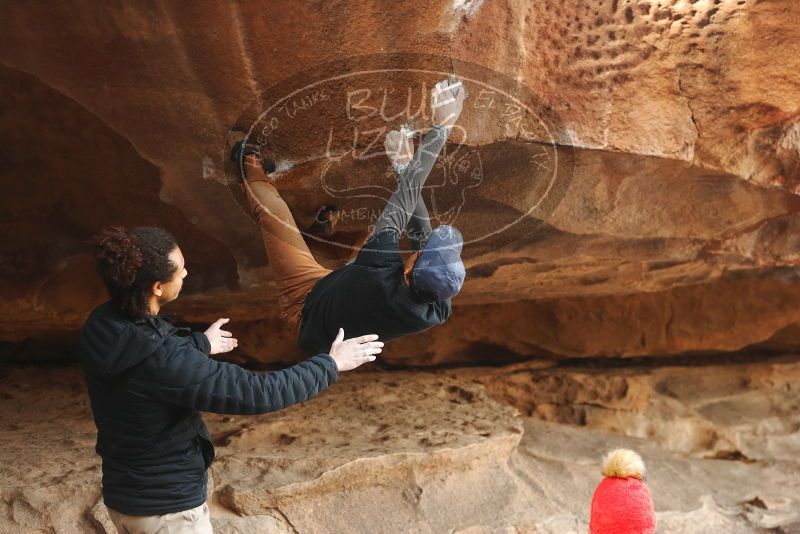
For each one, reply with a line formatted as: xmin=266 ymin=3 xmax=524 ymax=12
xmin=107 ymin=502 xmax=212 ymax=534
xmin=242 ymin=178 xmax=331 ymax=332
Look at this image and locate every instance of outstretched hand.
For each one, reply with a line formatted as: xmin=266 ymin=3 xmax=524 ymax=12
xmin=431 ymin=77 xmax=467 ymax=129
xmin=328 ymin=328 xmax=383 ymax=372
xmin=384 ymin=127 xmax=415 ymax=170
xmin=205 ymin=318 xmax=238 ymax=355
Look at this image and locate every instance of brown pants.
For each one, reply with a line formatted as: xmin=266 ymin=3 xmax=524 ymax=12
xmin=242 ymin=178 xmax=331 ymax=332
xmin=107 ymin=502 xmax=212 ymax=534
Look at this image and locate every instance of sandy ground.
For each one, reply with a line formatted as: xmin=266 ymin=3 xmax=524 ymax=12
xmin=1 ymin=362 xmax=800 ymax=533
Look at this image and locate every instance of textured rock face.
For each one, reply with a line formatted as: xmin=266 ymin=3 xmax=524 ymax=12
xmin=1 ymin=1 xmax=799 ymax=364
xmin=0 ymin=66 xmax=239 ymax=340
xmin=4 ymin=5 xmax=800 ymax=534
xmin=2 ymin=363 xmax=799 ymax=533
xmin=452 ymin=356 xmax=800 ymax=461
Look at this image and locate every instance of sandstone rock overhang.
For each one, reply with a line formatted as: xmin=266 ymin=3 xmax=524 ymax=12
xmin=0 ymin=1 xmax=798 ymax=365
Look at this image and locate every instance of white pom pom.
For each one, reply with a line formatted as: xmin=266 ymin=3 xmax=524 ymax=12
xmin=602 ymin=449 xmax=646 ymax=480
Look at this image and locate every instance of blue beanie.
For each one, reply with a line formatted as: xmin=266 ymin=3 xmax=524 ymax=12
xmin=411 ymin=225 xmax=465 ymax=301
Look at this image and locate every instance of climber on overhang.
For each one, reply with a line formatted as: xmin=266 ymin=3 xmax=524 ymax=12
xmin=233 ymin=77 xmax=468 ymax=355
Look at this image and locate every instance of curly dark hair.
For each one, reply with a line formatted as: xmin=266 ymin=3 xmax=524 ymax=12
xmin=90 ymin=226 xmax=179 ymax=318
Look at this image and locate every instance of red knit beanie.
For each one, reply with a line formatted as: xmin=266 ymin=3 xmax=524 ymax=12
xmin=589 ymin=449 xmax=656 ymax=534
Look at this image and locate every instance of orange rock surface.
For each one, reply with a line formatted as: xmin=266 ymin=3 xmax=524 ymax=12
xmin=0 ymin=1 xmax=799 ymax=365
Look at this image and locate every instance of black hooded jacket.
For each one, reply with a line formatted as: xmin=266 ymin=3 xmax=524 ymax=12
xmin=79 ymin=301 xmax=338 ymax=516
xmin=298 ymin=230 xmax=451 ymax=355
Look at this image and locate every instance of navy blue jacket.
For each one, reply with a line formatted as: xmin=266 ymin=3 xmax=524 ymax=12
xmin=79 ymin=301 xmax=338 ymax=516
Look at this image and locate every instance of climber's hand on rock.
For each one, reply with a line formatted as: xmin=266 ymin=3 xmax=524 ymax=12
xmin=328 ymin=328 xmax=383 ymax=372
xmin=205 ymin=318 xmax=238 ymax=355
xmin=431 ymin=77 xmax=467 ymax=129
xmin=384 ymin=127 xmax=414 ymax=170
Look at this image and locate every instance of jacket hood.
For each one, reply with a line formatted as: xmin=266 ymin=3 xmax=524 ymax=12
xmin=79 ymin=301 xmax=176 ymax=376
